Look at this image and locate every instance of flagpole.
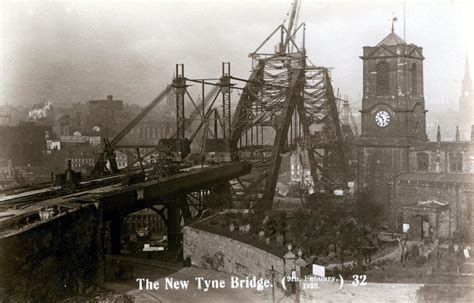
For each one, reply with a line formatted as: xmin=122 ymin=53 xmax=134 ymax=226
xmin=403 ymin=1 xmax=406 ymax=41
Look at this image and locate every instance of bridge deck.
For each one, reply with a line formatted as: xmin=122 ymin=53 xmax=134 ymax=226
xmin=0 ymin=161 xmax=251 ymax=237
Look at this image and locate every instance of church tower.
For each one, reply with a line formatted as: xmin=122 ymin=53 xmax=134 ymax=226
xmin=360 ymin=27 xmax=427 ymax=142
xmin=357 ymin=26 xmax=428 ymax=228
xmin=459 ymin=55 xmax=473 ymax=141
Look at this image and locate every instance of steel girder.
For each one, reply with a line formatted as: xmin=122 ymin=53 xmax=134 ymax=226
xmin=259 ymin=67 xmax=304 ymax=208
xmin=229 ymin=54 xmax=306 ymax=208
xmin=173 ymin=64 xmax=186 ymax=140
xmin=229 ymin=53 xmax=349 ymax=209
xmin=220 ymin=62 xmax=232 ymax=140
xmin=302 ymin=68 xmax=349 ymax=188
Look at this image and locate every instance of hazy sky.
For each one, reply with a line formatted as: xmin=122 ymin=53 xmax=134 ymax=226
xmin=1 ymin=0 xmax=473 ymax=110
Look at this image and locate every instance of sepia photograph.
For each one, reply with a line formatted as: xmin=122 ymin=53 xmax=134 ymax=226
xmin=0 ymin=0 xmax=473 ymax=302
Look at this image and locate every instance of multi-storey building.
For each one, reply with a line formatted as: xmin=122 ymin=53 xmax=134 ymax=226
xmin=88 ymin=95 xmax=123 ymax=137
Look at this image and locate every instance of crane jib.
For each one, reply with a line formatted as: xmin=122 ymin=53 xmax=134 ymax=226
xmin=109 ymin=85 xmax=173 ymax=147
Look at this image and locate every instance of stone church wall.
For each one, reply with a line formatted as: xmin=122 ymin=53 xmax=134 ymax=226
xmin=408 ymin=143 xmax=472 ymax=174
xmin=357 ymin=145 xmax=409 ymax=228
xmin=394 ymin=178 xmax=473 ymax=240
xmin=402 ymin=205 xmax=450 ymax=241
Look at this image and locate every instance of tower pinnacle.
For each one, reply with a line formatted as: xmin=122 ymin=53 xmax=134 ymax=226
xmin=464 ymin=54 xmax=471 ymax=83
xmin=462 ymin=54 xmax=472 ymax=97
xmin=391 ymin=16 xmax=398 ymax=33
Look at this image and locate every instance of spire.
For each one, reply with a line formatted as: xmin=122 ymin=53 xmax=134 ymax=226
xmin=465 ymin=55 xmax=471 ymax=82
xmin=462 ymin=54 xmax=472 ymax=95
xmin=437 ymin=125 xmax=441 ymax=143
xmin=455 ymin=126 xmax=460 ymax=142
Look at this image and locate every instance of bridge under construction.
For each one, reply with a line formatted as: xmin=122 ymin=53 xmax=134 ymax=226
xmin=0 ymin=1 xmax=359 ymax=301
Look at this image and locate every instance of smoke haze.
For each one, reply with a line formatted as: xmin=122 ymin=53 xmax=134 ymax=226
xmin=1 ymin=0 xmax=473 ymax=109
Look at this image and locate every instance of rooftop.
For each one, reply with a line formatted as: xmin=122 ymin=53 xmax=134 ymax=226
xmin=414 ymin=200 xmax=449 ymax=209
xmin=396 ymin=172 xmax=474 ymax=185
xmin=376 ymin=31 xmax=406 ymax=47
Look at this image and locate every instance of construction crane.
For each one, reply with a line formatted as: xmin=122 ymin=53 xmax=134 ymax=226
xmin=284 ymin=0 xmax=300 ymax=52
xmin=96 ymin=72 xmax=225 ymax=174
xmin=170 ymin=85 xmax=220 ymax=139
xmin=91 ymin=85 xmax=173 ymax=177
xmin=228 ymin=0 xmax=351 ymax=209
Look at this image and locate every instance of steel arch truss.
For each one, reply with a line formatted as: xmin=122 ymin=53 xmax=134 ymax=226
xmin=229 ymin=50 xmax=348 ymax=210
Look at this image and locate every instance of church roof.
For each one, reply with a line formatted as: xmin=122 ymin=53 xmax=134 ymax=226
xmin=376 ymin=31 xmax=406 ymax=47
xmin=415 ymin=200 xmax=449 ymax=209
xmin=396 ymin=172 xmax=474 ymax=185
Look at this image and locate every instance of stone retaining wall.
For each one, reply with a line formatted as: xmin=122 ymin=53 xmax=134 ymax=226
xmin=183 ymin=222 xmax=286 ymax=283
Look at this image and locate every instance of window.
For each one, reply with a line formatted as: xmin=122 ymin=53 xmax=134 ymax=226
xmin=417 ymin=152 xmax=429 ymax=172
xmin=376 ymin=61 xmax=390 ymax=96
xmin=411 ymin=63 xmax=417 ymax=95
xmin=449 ymin=152 xmax=463 ymax=172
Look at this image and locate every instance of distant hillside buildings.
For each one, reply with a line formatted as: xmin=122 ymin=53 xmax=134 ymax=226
xmin=0 ymin=122 xmax=51 ymax=167
xmin=0 ymin=94 xmax=176 ymax=185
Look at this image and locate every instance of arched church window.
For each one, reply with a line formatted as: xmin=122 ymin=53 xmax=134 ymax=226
xmin=412 ymin=63 xmax=418 ymax=95
xmin=376 ymin=61 xmax=389 ymax=96
xmin=417 ymin=152 xmax=429 ymax=172
xmin=449 ymin=152 xmax=463 ymax=172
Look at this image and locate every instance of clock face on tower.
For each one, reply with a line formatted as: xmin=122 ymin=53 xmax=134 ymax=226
xmin=375 ymin=110 xmax=390 ymax=127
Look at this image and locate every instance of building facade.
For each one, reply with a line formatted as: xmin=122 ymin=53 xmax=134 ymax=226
xmin=0 ymin=122 xmax=50 ymax=167
xmin=88 ymin=95 xmax=123 ymax=138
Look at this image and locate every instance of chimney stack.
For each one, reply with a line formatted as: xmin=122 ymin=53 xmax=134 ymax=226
xmin=107 ymin=95 xmax=113 ymax=101
xmin=455 ymin=126 xmax=460 ymax=142
xmin=437 ymin=125 xmax=441 ymax=143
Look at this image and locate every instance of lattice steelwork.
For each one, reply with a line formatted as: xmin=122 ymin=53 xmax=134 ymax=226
xmin=229 ymin=20 xmax=349 ymax=209
xmin=91 ymin=0 xmax=351 ymax=212
xmin=221 ymin=62 xmax=232 ymax=139
xmin=302 ymin=68 xmax=348 ymax=190
xmin=173 ymin=64 xmax=186 ymax=140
